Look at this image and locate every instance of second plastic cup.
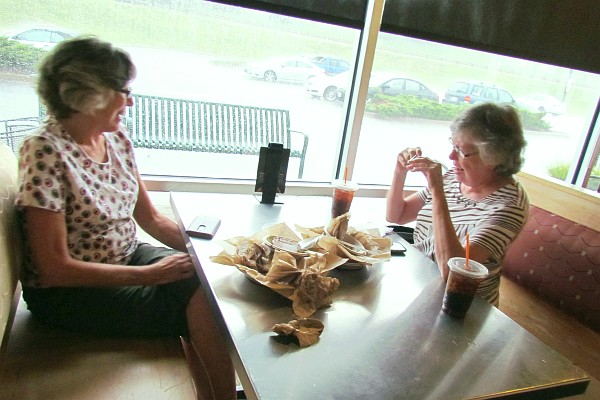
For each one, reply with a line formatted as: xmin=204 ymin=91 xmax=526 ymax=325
xmin=331 ymin=179 xmax=359 ymax=218
xmin=442 ymin=257 xmax=488 ymax=318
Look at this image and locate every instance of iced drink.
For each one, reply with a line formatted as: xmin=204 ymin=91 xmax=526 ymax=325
xmin=442 ymin=257 xmax=488 ymax=318
xmin=331 ymin=180 xmax=359 ymax=218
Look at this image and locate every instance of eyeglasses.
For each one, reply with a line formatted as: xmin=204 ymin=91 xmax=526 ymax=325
xmin=448 ymin=137 xmax=479 ymax=158
xmin=116 ymin=87 xmax=132 ymax=98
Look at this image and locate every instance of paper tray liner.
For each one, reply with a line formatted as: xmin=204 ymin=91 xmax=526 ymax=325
xmin=209 ymin=219 xmax=392 ymax=318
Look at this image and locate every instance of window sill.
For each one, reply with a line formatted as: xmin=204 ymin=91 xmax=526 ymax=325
xmin=141 ymin=174 xmax=420 ymax=198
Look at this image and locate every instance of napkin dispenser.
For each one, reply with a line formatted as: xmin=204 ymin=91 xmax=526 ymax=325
xmin=255 ymin=142 xmax=290 ymax=204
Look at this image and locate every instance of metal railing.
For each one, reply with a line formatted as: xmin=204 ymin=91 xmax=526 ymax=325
xmin=0 ymin=117 xmax=40 ymax=155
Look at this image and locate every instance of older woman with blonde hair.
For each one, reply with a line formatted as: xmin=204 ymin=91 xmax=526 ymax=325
xmin=387 ymin=102 xmax=529 ymax=306
xmin=16 ymin=36 xmax=236 ymax=400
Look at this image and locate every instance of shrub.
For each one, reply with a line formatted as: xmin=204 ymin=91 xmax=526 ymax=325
xmin=548 ymin=160 xmax=600 ymax=189
xmin=547 ymin=161 xmax=570 ymax=180
xmin=366 ymin=94 xmax=551 ymax=131
xmin=518 ymin=110 xmax=551 ymax=131
xmin=0 ymin=37 xmax=45 ymax=74
xmin=367 ymin=94 xmax=458 ymax=121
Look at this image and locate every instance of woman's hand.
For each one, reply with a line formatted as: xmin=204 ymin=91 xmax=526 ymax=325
xmin=396 ymin=147 xmax=422 ymax=170
xmin=143 ymin=253 xmax=196 ymax=285
xmin=387 ymin=146 xmax=428 ymax=225
xmin=406 ymin=156 xmax=444 ymax=191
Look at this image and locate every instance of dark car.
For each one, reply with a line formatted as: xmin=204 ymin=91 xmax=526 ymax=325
xmin=337 ymin=75 xmax=439 ymax=103
xmin=443 ymin=81 xmax=515 ymax=105
xmin=311 ymin=56 xmax=350 ymax=75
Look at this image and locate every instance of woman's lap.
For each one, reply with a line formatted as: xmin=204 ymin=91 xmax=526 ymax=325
xmin=22 ymin=243 xmax=200 ymax=337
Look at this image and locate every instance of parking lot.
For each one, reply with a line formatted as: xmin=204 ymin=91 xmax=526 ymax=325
xmin=0 ymin=46 xmax=586 ymax=185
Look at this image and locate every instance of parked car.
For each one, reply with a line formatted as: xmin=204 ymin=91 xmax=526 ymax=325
xmin=442 ymin=81 xmax=515 ymax=105
xmin=311 ymin=56 xmax=350 ymax=75
xmin=244 ymin=57 xmax=325 ymax=83
xmin=305 ymin=71 xmax=351 ymax=101
xmin=517 ymin=93 xmax=566 ymax=115
xmin=6 ymin=27 xmax=75 ymax=50
xmin=336 ymin=75 xmax=439 ymax=103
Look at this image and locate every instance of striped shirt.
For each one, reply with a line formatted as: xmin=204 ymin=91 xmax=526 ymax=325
xmin=413 ymin=169 xmax=529 ymax=306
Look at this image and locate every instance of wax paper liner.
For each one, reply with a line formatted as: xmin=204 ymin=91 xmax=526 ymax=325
xmin=209 ymin=222 xmax=345 ymax=317
xmin=294 ymin=212 xmax=392 ymax=267
xmin=272 ymin=318 xmax=325 ymax=347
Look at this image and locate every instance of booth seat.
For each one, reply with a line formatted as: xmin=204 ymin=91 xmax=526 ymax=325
xmin=503 ymin=205 xmax=600 ymax=332
xmin=0 ymin=142 xmax=196 ymax=400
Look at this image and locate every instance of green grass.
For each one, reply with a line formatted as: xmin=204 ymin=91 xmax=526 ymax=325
xmin=1 ymin=0 xmax=598 ymax=115
xmin=547 ymin=161 xmax=571 ymax=180
xmin=547 ymin=160 xmax=600 ymax=187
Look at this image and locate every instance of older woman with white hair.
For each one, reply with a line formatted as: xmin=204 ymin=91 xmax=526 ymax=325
xmin=15 ymin=36 xmax=236 ymax=400
xmin=386 ymin=102 xmax=529 ymax=306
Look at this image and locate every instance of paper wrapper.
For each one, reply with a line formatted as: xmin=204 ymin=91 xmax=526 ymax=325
xmin=210 ymin=222 xmax=344 ymax=318
xmin=295 ymin=212 xmax=392 ymax=267
xmin=272 ymin=318 xmax=325 ymax=347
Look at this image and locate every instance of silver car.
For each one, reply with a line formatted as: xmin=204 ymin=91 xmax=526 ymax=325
xmin=305 ymin=71 xmax=351 ymax=101
xmin=517 ymin=93 xmax=566 ymax=115
xmin=7 ymin=27 xmax=75 ymax=50
xmin=245 ymin=57 xmax=325 ymax=83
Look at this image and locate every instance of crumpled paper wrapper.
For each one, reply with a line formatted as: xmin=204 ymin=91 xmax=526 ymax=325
xmin=272 ymin=318 xmax=325 ymax=347
xmin=210 ymin=222 xmax=344 ymax=318
xmin=294 ymin=212 xmax=392 ymax=267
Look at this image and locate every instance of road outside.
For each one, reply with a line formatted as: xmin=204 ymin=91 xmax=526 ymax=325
xmin=1 ymin=47 xmax=586 ymax=186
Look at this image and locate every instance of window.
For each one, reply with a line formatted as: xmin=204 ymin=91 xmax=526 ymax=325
xmin=471 ymin=85 xmax=484 ymax=98
xmin=404 ymin=80 xmax=419 ymax=91
xmin=1 ymin=0 xmax=599 ymax=194
xmin=498 ymin=89 xmax=514 ymax=103
xmin=387 ymin=79 xmax=404 ymax=90
xmin=484 ymin=87 xmax=498 ymax=101
xmin=352 ymin=32 xmax=600 ymax=191
xmin=1 ymin=2 xmax=359 ymax=183
xmin=451 ymin=82 xmax=469 ymax=94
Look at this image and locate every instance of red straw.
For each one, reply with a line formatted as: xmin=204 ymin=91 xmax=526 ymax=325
xmin=344 ymin=166 xmax=348 ymax=184
xmin=465 ymin=233 xmax=470 ymax=270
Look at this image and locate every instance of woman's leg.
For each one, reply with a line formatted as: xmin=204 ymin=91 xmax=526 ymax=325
xmin=186 ymin=288 xmax=236 ymax=400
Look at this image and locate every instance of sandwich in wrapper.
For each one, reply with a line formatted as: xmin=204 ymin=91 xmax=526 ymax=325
xmin=210 ymin=222 xmax=343 ymax=318
xmin=209 ymin=216 xmax=392 ymax=347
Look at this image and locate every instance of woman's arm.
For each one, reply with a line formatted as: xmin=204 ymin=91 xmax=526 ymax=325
xmin=386 ymin=148 xmax=426 ymax=224
xmin=24 ymin=206 xmax=195 ymax=288
xmin=132 ymin=171 xmax=187 ymax=252
xmin=411 ymin=158 xmax=490 ymax=280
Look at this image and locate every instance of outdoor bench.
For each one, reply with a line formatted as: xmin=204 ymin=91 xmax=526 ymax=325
xmin=1 ymin=94 xmax=310 ymax=179
xmin=126 ymin=94 xmax=309 ymax=178
xmin=0 ymin=117 xmax=40 ymax=154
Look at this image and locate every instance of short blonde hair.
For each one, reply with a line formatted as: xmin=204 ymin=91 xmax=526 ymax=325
xmin=37 ymin=36 xmax=136 ymax=119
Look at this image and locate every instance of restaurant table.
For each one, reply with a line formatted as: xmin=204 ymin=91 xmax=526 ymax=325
xmin=170 ymin=192 xmax=590 ymax=400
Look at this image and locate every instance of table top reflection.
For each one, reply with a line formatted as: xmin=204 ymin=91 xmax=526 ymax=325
xmin=170 ymin=192 xmax=590 ymax=400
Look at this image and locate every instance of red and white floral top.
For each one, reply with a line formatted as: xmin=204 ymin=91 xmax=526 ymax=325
xmin=15 ymin=117 xmax=140 ymax=287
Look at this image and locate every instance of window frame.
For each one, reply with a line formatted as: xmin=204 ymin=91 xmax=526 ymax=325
xmin=141 ymin=0 xmax=600 ymax=197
